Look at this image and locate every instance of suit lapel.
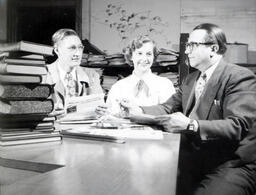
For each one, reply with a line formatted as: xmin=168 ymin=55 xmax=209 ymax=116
xmin=195 ymin=60 xmax=226 ymax=119
xmin=47 ymin=62 xmax=65 ymax=104
xmin=184 ymin=71 xmax=200 ymax=116
xmin=76 ymin=66 xmax=90 ymax=95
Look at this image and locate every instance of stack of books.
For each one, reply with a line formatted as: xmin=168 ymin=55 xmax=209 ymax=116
xmin=87 ymin=54 xmax=108 ymax=66
xmin=155 ymin=48 xmax=179 ymax=67
xmin=105 ymin=53 xmax=127 ymax=66
xmin=0 ymin=41 xmax=62 ymax=146
xmin=0 ymin=41 xmax=53 ymax=83
xmin=81 ymin=53 xmax=128 ymax=67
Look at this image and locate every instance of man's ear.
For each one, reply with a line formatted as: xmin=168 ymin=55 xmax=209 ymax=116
xmin=211 ymin=44 xmax=219 ymax=53
xmin=53 ymin=47 xmax=59 ymax=55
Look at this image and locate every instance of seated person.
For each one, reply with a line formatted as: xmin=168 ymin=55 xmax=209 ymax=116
xmin=96 ymin=35 xmax=176 ymax=117
xmin=120 ymin=23 xmax=256 ymax=195
xmin=42 ymin=28 xmax=103 ymax=111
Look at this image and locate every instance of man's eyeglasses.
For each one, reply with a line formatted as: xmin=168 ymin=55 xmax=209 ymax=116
xmin=185 ymin=42 xmax=215 ymax=51
xmin=67 ymin=45 xmax=84 ymax=52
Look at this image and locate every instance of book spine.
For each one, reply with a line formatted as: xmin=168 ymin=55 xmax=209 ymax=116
xmin=0 ymin=99 xmax=54 ymax=114
xmin=0 ymin=63 xmax=7 ymax=74
xmin=4 ymin=58 xmax=46 ymax=65
xmin=0 ymin=84 xmax=51 ymax=99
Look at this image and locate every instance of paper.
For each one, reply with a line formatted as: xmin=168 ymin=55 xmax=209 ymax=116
xmin=61 ymin=93 xmax=105 ymax=121
xmin=62 ymin=124 xmax=163 ymax=140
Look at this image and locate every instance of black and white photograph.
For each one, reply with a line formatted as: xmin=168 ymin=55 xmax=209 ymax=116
xmin=1 ymin=0 xmax=256 ymax=194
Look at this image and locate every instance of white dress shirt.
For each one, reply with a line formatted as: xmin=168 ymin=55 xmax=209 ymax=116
xmin=106 ymin=70 xmax=176 ymax=115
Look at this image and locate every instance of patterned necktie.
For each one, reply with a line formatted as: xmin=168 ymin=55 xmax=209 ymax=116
xmin=134 ymin=80 xmax=149 ymax=97
xmin=64 ymin=72 xmax=77 ymax=98
xmin=195 ymin=73 xmax=207 ymax=101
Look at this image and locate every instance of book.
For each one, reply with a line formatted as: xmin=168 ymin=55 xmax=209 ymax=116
xmin=7 ymin=51 xmax=45 ymax=60
xmin=0 ymin=127 xmax=56 ymax=132
xmin=0 ymin=41 xmax=53 ymax=56
xmin=61 ymin=124 xmax=163 ymax=141
xmin=0 ymin=130 xmax=58 ymax=136
xmin=0 ymin=131 xmax=60 ymax=140
xmin=0 ymin=63 xmax=47 ymax=75
xmin=3 ymin=58 xmax=46 ymax=65
xmin=0 ymin=136 xmax=61 ymax=146
xmin=0 ymin=114 xmax=56 ymax=123
xmin=0 ymin=121 xmax=54 ymax=129
xmin=0 ymin=99 xmax=54 ymax=114
xmin=0 ymin=74 xmax=42 ymax=84
xmin=61 ymin=128 xmax=125 ymax=144
xmin=0 ymin=84 xmax=52 ymax=100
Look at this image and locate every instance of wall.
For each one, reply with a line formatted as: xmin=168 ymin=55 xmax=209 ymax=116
xmin=89 ymin=0 xmax=180 ymax=53
xmin=181 ymin=0 xmax=256 ymax=63
xmin=1 ymin=0 xmax=256 ymax=61
xmin=0 ymin=0 xmax=7 ymax=42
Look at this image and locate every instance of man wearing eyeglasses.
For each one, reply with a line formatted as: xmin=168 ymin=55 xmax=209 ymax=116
xmin=43 ymin=28 xmax=103 ymax=111
xmin=121 ymin=23 xmax=256 ymax=195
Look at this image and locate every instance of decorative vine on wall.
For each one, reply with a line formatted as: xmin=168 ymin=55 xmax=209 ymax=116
xmin=93 ymin=3 xmax=172 ymax=46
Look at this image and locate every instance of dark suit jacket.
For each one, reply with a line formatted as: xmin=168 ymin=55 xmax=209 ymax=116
xmin=143 ymin=59 xmax=256 ymax=164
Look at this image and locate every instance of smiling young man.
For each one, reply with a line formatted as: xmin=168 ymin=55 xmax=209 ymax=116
xmin=121 ymin=23 xmax=256 ymax=195
xmin=43 ymin=29 xmax=103 ymax=110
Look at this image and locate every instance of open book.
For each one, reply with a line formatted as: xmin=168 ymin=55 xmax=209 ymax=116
xmin=61 ymin=124 xmax=163 ymax=141
xmin=61 ymin=114 xmax=164 ymax=142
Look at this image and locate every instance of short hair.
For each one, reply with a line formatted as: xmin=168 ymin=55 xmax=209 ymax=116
xmin=52 ymin=28 xmax=79 ymax=48
xmin=123 ymin=35 xmax=158 ymax=66
xmin=193 ymin=23 xmax=227 ymax=55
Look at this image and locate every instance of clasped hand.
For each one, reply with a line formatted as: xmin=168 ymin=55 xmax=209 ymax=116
xmin=154 ymin=112 xmax=191 ymax=133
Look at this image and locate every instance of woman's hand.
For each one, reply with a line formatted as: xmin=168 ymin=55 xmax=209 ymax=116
xmin=119 ymin=99 xmax=143 ymax=116
xmin=95 ymin=104 xmax=109 ymax=116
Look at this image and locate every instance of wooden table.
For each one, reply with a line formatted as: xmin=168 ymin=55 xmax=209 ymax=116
xmin=0 ymin=130 xmax=180 ymax=195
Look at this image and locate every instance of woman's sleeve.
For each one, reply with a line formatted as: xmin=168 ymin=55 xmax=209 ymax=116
xmin=158 ymin=78 xmax=176 ymax=103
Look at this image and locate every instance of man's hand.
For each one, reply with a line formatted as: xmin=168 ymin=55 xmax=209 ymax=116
xmin=119 ymin=99 xmax=143 ymax=116
xmin=155 ymin=112 xmax=191 ymax=133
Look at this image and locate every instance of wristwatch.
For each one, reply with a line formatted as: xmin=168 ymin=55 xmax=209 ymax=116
xmin=187 ymin=119 xmax=197 ymax=132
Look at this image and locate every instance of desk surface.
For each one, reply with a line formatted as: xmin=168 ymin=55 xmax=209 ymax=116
xmin=0 ymin=131 xmax=180 ymax=195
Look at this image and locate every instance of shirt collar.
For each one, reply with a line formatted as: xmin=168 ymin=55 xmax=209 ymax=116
xmin=201 ymin=60 xmax=219 ymax=82
xmin=57 ymin=62 xmax=77 ymax=84
xmin=131 ymin=70 xmax=153 ymax=83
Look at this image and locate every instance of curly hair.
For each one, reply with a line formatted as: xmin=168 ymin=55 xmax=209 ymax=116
xmin=123 ymin=35 xmax=158 ymax=66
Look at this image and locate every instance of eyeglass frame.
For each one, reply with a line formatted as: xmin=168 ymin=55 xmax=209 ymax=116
xmin=67 ymin=45 xmax=85 ymax=52
xmin=185 ymin=42 xmax=215 ymax=52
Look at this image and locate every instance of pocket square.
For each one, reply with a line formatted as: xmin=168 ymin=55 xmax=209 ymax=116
xmin=214 ymin=99 xmax=220 ymax=106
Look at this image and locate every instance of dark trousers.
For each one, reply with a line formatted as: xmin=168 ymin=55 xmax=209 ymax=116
xmin=194 ymin=162 xmax=256 ymax=195
xmin=176 ymin=135 xmax=256 ymax=195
